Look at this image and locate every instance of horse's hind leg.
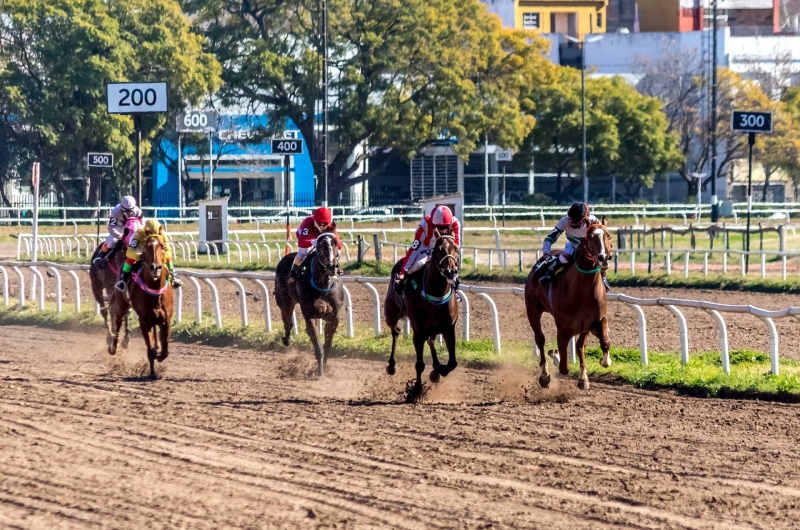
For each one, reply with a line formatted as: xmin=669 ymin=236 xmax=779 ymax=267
xmin=387 ymin=323 xmax=400 ymax=376
xmin=593 ymin=317 xmax=612 ymax=368
xmin=108 ymin=302 xmax=125 ymax=356
xmin=304 ymin=318 xmax=325 ymax=377
xmin=576 ymin=332 xmax=590 ymax=390
xmin=428 ymin=337 xmax=441 ymax=383
xmin=121 ymin=311 xmax=131 ymax=349
xmin=528 ymin=306 xmax=550 ymax=388
xmin=408 ymin=332 xmax=427 ymax=402
xmin=279 ymin=302 xmax=297 ymax=347
xmin=556 ymin=329 xmax=572 ymax=376
xmin=323 ymin=314 xmax=339 ymax=361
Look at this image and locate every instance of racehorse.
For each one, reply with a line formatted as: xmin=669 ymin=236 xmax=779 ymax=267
xmin=384 ymin=231 xmax=460 ymax=400
xmin=274 ymin=232 xmax=343 ymax=377
xmin=89 ymin=242 xmax=131 ymax=349
xmin=108 ymin=234 xmax=174 ymax=379
xmin=524 ymin=218 xmax=613 ymax=391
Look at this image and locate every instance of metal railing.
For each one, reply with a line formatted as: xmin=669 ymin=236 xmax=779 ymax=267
xmin=0 ymin=260 xmax=797 ymax=376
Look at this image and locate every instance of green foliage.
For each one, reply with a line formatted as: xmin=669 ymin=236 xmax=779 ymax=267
xmin=0 ymin=0 xmax=220 ymax=204
xmin=192 ymin=0 xmax=549 ymax=198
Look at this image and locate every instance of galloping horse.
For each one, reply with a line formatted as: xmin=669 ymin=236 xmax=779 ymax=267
xmin=108 ymin=234 xmax=174 ymax=379
xmin=524 ymin=218 xmax=613 ymax=391
xmin=89 ymin=242 xmax=131 ymax=348
xmin=384 ymin=231 xmax=460 ymax=400
xmin=274 ymin=232 xmax=344 ymax=377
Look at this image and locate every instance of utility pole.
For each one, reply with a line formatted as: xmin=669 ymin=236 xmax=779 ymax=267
xmin=321 ymin=0 xmax=329 ymax=207
xmin=711 ymin=0 xmax=719 ymax=222
xmin=581 ymin=40 xmax=588 ymax=204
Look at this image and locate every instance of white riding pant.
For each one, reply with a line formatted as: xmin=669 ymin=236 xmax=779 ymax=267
xmin=294 ymin=246 xmax=311 ymax=265
xmin=559 ymin=241 xmax=578 ymax=264
xmin=105 ymin=234 xmax=119 ymax=248
xmin=404 ymin=249 xmax=431 ymax=275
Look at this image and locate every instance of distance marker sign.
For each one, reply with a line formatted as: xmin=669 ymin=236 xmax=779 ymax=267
xmin=732 ymin=111 xmax=773 ymax=134
xmin=271 ymin=139 xmax=303 ymax=155
xmin=107 ymin=82 xmax=168 ymax=114
xmin=87 ymin=152 xmax=114 ymax=168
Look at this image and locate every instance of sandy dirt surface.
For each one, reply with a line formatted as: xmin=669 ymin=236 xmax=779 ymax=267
xmin=2 ymin=325 xmax=800 ymax=529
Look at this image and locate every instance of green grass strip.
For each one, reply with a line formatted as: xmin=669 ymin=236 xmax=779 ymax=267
xmin=3 ymin=305 xmax=800 ymax=401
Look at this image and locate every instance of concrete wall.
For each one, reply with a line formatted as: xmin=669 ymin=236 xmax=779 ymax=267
xmin=636 ymin=0 xmax=681 ymax=32
xmin=481 ymin=0 xmax=516 ymax=29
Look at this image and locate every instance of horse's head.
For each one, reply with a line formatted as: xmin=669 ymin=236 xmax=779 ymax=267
xmin=584 ymin=216 xmax=613 ymax=271
xmin=315 ymin=232 xmax=339 ymax=276
xmin=143 ymin=235 xmax=166 ymax=278
xmin=432 ymin=228 xmax=460 ymax=285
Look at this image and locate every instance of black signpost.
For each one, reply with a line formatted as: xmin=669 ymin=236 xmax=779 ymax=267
xmin=272 ymin=138 xmax=304 ymax=254
xmin=732 ymin=110 xmax=773 ymax=273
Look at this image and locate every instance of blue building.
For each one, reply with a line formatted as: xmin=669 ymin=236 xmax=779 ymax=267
xmin=150 ymin=115 xmax=316 ymax=212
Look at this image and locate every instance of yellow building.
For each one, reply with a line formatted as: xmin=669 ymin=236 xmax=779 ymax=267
xmin=515 ymin=0 xmax=608 ymax=40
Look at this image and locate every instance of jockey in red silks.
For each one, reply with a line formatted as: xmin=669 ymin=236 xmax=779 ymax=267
xmin=394 ymin=205 xmax=461 ymax=294
xmin=288 ymin=207 xmax=343 ymax=284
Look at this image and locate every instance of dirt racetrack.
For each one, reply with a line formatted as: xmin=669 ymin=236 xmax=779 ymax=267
xmin=3 ymin=325 xmax=800 ymax=529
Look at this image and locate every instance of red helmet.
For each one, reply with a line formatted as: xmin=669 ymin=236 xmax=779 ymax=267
xmin=431 ymin=205 xmax=454 ymax=227
xmin=313 ymin=207 xmax=333 ymax=226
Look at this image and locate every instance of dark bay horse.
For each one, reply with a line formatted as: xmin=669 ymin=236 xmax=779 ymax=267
xmin=524 ymin=219 xmax=613 ymax=391
xmin=384 ymin=232 xmax=460 ymax=400
xmin=274 ymin=232 xmax=343 ymax=377
xmin=108 ymin=235 xmax=174 ymax=379
xmin=89 ymin=243 xmax=131 ymax=348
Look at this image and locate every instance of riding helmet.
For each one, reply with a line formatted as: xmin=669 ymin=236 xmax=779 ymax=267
xmin=313 ymin=207 xmax=333 ymax=226
xmin=145 ymin=219 xmax=161 ymax=234
xmin=121 ymin=195 xmax=137 ymax=212
xmin=431 ymin=205 xmax=454 ymax=227
xmin=567 ymin=202 xmax=589 ymax=224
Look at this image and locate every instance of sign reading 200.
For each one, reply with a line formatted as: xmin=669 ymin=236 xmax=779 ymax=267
xmin=107 ymin=82 xmax=168 ymax=114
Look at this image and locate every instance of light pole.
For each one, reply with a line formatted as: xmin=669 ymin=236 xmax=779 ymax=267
xmin=711 ymin=0 xmax=719 ymax=223
xmin=564 ymin=34 xmax=603 ymax=204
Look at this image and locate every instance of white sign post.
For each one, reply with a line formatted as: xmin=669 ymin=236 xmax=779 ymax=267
xmin=106 ymin=82 xmax=169 ymax=207
xmin=31 ymin=162 xmax=40 ymax=300
xmin=177 ymin=110 xmax=219 ymax=205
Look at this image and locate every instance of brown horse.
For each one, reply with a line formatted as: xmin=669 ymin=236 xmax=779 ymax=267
xmin=108 ymin=235 xmax=174 ymax=379
xmin=524 ymin=219 xmax=613 ymax=391
xmin=89 ymin=243 xmax=131 ymax=349
xmin=384 ymin=232 xmax=460 ymax=400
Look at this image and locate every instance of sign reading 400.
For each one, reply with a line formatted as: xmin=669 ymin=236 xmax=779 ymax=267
xmin=107 ymin=82 xmax=168 ymax=114
xmin=271 ymin=139 xmax=303 ymax=155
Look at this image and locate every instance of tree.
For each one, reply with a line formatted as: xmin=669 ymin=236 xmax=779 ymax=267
xmin=193 ymin=0 xmax=546 ymax=200
xmin=0 ymin=0 xmax=220 ymax=205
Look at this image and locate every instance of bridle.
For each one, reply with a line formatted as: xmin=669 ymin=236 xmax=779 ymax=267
xmin=144 ymin=235 xmax=165 ymax=278
xmin=314 ymin=232 xmax=339 ymax=269
xmin=576 ymin=224 xmax=612 ymax=275
xmin=308 ymin=232 xmax=339 ymax=292
xmin=433 ymin=234 xmax=460 ymax=280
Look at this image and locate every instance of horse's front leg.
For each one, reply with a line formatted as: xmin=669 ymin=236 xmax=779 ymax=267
xmin=387 ymin=322 xmax=400 ymax=376
xmin=408 ymin=332 xmax=427 ymax=402
xmin=280 ymin=302 xmax=297 ymax=347
xmin=556 ymin=329 xmax=573 ymax=376
xmin=528 ymin=306 xmax=550 ymax=388
xmin=108 ymin=304 xmax=125 ymax=356
xmin=323 ymin=313 xmax=339 ymax=363
xmin=439 ymin=325 xmax=458 ymax=378
xmin=304 ymin=317 xmax=325 ymax=377
xmin=121 ymin=311 xmax=131 ymax=349
xmin=594 ymin=317 xmax=612 ymax=368
xmin=140 ymin=320 xmax=157 ymax=379
xmin=576 ymin=332 xmax=590 ymax=390
xmin=157 ymin=319 xmax=171 ymax=363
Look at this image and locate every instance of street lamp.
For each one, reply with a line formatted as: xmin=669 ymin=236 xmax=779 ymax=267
xmin=564 ymin=34 xmax=603 ymax=205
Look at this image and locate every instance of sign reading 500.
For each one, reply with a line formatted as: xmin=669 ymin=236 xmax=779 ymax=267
xmin=107 ymin=82 xmax=168 ymax=114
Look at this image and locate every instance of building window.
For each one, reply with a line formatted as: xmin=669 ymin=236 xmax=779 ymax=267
xmin=523 ymin=12 xmax=540 ymax=30
xmin=597 ymin=12 xmax=603 ymax=28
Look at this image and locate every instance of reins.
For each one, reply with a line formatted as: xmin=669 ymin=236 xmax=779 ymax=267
xmin=308 ymin=232 xmax=339 ymax=293
xmin=575 ymin=224 xmax=612 ymax=275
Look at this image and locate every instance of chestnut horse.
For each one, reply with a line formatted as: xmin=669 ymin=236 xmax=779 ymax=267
xmin=273 ymin=232 xmax=343 ymax=377
xmin=89 ymin=243 xmax=131 ymax=349
xmin=108 ymin=235 xmax=174 ymax=379
xmin=384 ymin=232 xmax=460 ymax=400
xmin=524 ymin=219 xmax=613 ymax=391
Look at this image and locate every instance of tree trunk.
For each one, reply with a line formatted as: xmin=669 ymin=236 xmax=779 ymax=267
xmin=762 ymin=169 xmax=771 ymax=202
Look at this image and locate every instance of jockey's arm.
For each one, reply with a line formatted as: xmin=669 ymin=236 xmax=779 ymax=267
xmin=401 ymin=222 xmax=426 ymax=274
xmin=107 ymin=210 xmax=125 ymax=239
xmin=543 ymin=228 xmax=563 ymax=256
xmin=452 ymin=218 xmax=461 ymax=247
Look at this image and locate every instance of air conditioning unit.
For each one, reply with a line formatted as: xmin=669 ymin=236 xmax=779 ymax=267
xmin=283 ymin=130 xmax=299 ymax=139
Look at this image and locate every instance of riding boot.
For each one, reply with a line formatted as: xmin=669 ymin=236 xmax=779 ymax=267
xmin=115 ymin=269 xmax=131 ymax=292
xmin=287 ymin=263 xmax=299 ymax=284
xmin=602 ymin=271 xmax=611 ymax=292
xmin=93 ymin=249 xmax=108 ymax=267
xmin=394 ymin=275 xmax=407 ymax=295
xmin=540 ymin=261 xmax=563 ymax=285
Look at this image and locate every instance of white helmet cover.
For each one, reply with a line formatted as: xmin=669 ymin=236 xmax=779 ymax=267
xmin=120 ymin=195 xmax=137 ymax=211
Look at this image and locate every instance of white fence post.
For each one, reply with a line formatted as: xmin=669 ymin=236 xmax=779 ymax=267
xmin=188 ymin=276 xmax=203 ymax=324
xmin=477 ymin=293 xmax=501 ymax=354
xmin=11 ymin=266 xmax=25 ymax=309
xmin=253 ymin=279 xmax=272 ymax=332
xmin=67 ymin=270 xmax=81 ymax=313
xmin=361 ymin=282 xmax=382 ymax=336
xmin=0 ymin=266 xmax=7 ymax=307
xmin=203 ymin=278 xmax=223 ymax=329
xmin=228 ymin=278 xmax=249 ymax=328
xmin=341 ymin=284 xmax=354 ymax=338
xmin=458 ymin=290 xmax=470 ymax=341
xmin=663 ymin=304 xmax=689 ymax=365
xmin=705 ymin=309 xmax=730 ymax=375
xmin=46 ymin=267 xmax=62 ymax=313
xmin=759 ymin=316 xmax=779 ymax=376
xmin=624 ymin=302 xmax=647 ymax=365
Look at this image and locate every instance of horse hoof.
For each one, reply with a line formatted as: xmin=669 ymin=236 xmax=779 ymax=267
xmin=539 ymin=373 xmax=551 ymax=388
xmin=107 ymin=345 xmax=116 ymax=356
xmin=121 ymin=337 xmax=130 ymax=349
xmin=281 ymin=336 xmax=290 ymax=347
xmin=386 ymin=364 xmax=396 ymax=376
xmin=578 ymin=378 xmax=590 ymax=391
xmin=559 ymin=365 xmax=570 ymax=376
xmin=600 ymin=356 xmax=612 ymax=368
xmin=429 ymin=370 xmax=441 ymax=383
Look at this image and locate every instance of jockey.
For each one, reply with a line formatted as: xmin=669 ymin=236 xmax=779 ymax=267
xmin=115 ymin=219 xmax=182 ymax=291
xmin=93 ymin=195 xmax=143 ymax=265
xmin=394 ymin=205 xmax=461 ymax=294
xmin=288 ymin=207 xmax=343 ymax=284
xmin=540 ymin=202 xmax=600 ymax=285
